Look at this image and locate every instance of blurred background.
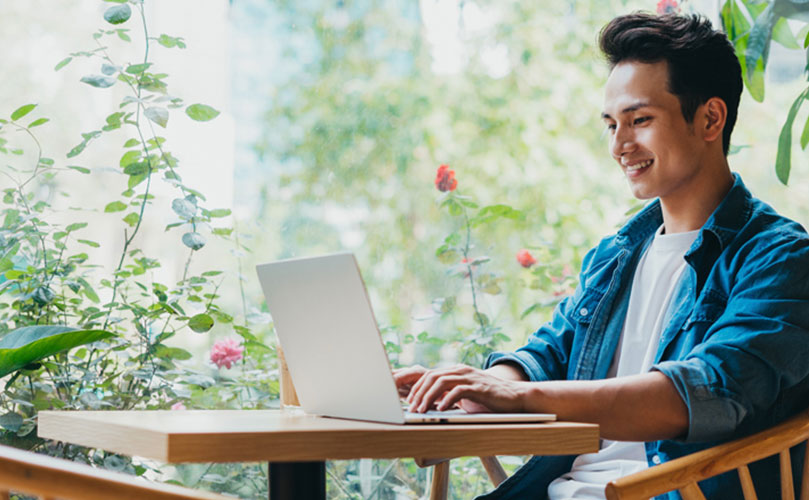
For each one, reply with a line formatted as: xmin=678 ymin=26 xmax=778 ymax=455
xmin=1 ymin=0 xmax=807 ymax=497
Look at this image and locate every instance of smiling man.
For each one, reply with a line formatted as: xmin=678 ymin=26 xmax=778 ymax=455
xmin=394 ymin=12 xmax=809 ymax=500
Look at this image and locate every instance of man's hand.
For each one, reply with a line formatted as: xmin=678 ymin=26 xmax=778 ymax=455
xmin=402 ymin=364 xmax=530 ymax=414
xmin=392 ymin=365 xmax=428 ymax=398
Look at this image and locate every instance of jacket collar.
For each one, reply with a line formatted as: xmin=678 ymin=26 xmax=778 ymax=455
xmin=615 ymin=172 xmax=752 ymax=254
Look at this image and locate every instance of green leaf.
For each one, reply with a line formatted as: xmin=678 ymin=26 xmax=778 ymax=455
xmin=119 ymin=150 xmax=141 ymax=167
xmin=471 ymin=204 xmax=524 ymax=227
xmin=185 ymin=104 xmax=220 ymax=122
xmin=68 ymin=166 xmax=91 ymax=174
xmin=775 ymin=89 xmax=809 ymax=185
xmin=104 ymin=4 xmax=132 ymax=25
xmin=11 ymin=104 xmax=36 ymax=122
xmin=80 ymin=75 xmax=116 ymax=89
xmin=737 ymin=35 xmax=766 ymax=102
xmin=123 ymin=162 xmax=148 ymax=176
xmin=172 ymin=198 xmax=197 ymax=219
xmin=28 ymin=118 xmax=49 ymax=128
xmin=125 ymin=63 xmax=152 ymax=74
xmin=801 ymin=113 xmax=809 ymax=150
xmin=123 ymin=212 xmax=140 ymax=227
xmin=144 ymin=107 xmax=169 ymax=128
xmin=66 ymin=222 xmax=88 ymax=232
xmin=77 ymin=277 xmax=100 ymax=303
xmin=154 ymin=345 xmax=193 ymax=360
xmin=54 ymin=57 xmax=73 ymax=71
xmin=188 ymin=313 xmax=214 ymax=333
xmin=0 ymin=326 xmax=114 ymax=378
xmin=157 ymin=34 xmax=186 ymax=49
xmin=206 ymin=208 xmax=231 ymax=218
xmin=105 ymin=201 xmax=127 ymax=213
xmin=128 ymin=174 xmax=146 ymax=189
xmin=182 ymin=232 xmax=206 ymax=250
xmin=721 ymin=0 xmax=750 ymax=42
xmin=745 ymin=3 xmax=776 ymax=77
xmin=67 ymin=142 xmax=88 ymax=159
xmin=772 ymin=17 xmax=800 ymax=48
xmin=77 ymin=239 xmax=100 ymax=248
xmin=0 ymin=413 xmax=23 ymax=432
xmin=124 ymin=138 xmax=140 ymax=148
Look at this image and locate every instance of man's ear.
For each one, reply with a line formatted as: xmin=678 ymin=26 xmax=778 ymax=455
xmin=701 ymin=97 xmax=727 ymax=144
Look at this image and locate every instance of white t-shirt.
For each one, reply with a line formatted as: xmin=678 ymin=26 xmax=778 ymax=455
xmin=547 ymin=225 xmax=698 ymax=500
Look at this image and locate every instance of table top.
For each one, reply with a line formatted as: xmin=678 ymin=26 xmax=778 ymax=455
xmin=38 ymin=409 xmax=599 ymax=463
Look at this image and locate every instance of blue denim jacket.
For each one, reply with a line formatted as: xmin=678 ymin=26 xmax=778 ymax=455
xmin=478 ymin=174 xmax=809 ymax=500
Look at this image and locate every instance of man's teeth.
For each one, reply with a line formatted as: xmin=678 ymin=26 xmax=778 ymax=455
xmin=626 ymin=160 xmax=653 ymax=171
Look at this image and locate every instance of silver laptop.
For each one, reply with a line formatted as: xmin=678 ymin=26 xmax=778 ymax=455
xmin=256 ymin=252 xmax=556 ymax=425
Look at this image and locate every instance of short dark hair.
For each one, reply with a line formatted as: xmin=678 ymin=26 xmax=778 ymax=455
xmin=599 ymin=13 xmax=743 ymax=155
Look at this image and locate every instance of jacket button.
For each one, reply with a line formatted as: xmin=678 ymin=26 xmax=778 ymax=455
xmin=579 ymin=308 xmax=589 ymax=316
xmin=652 ymin=454 xmax=662 ymax=465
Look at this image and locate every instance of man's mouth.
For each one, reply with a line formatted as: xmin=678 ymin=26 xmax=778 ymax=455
xmin=625 ymin=159 xmax=653 ymax=172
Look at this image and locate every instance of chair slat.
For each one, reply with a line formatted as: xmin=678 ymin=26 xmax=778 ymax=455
xmin=801 ymin=439 xmax=809 ymax=500
xmin=429 ymin=460 xmax=450 ymax=500
xmin=679 ymin=482 xmax=706 ymax=500
xmin=480 ymin=456 xmax=507 ymax=487
xmin=605 ymin=410 xmax=809 ymax=499
xmin=737 ymin=465 xmax=758 ymax=500
xmin=782 ymin=449 xmax=796 ymax=500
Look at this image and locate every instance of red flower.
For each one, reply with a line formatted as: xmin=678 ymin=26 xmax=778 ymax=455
xmin=516 ymin=249 xmax=537 ymax=268
xmin=435 ymin=164 xmax=458 ymax=192
xmin=656 ymin=0 xmax=679 ymax=14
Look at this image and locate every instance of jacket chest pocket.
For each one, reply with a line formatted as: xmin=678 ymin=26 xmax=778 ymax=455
xmin=571 ymin=288 xmax=605 ymax=328
xmin=676 ymin=287 xmax=728 ymax=352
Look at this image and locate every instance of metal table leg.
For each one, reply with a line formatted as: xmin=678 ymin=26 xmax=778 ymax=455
xmin=269 ymin=461 xmax=326 ymax=500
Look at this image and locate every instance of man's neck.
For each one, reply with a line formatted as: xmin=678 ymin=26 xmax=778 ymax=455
xmin=659 ymin=160 xmax=734 ymax=234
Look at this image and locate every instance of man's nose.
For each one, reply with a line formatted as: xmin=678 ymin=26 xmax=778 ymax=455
xmin=610 ymin=125 xmax=636 ymax=159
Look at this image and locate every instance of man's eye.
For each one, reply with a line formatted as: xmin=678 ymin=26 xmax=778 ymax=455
xmin=633 ymin=117 xmax=651 ymax=125
xmin=605 ymin=123 xmax=616 ymax=131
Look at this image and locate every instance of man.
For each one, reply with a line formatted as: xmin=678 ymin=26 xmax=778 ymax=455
xmin=394 ymin=12 xmax=809 ymax=500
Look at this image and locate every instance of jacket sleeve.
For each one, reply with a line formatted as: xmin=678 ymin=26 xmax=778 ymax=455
xmin=653 ymin=233 xmax=809 ymax=442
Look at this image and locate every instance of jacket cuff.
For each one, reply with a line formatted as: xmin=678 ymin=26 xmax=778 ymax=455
xmin=484 ymin=351 xmax=550 ymax=382
xmin=653 ymin=360 xmax=748 ymax=443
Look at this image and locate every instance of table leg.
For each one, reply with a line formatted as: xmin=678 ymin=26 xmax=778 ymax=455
xmin=269 ymin=461 xmax=326 ymax=500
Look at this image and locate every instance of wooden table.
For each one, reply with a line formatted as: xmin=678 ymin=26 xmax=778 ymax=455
xmin=38 ymin=409 xmax=599 ymax=500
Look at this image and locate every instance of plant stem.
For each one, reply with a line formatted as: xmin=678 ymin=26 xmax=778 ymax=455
xmin=461 ymin=205 xmax=486 ymax=332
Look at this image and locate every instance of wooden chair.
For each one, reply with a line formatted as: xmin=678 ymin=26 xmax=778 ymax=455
xmin=0 ymin=443 xmax=232 ymax=500
xmin=605 ymin=409 xmax=809 ymax=500
xmin=425 ymin=410 xmax=809 ymax=500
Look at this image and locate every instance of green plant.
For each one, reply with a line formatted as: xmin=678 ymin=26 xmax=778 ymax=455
xmin=719 ymin=0 xmax=809 ymax=184
xmin=0 ymin=2 xmax=275 ymax=496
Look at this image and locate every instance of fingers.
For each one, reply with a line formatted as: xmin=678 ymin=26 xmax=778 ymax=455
xmin=407 ymin=364 xmax=477 ymax=412
xmin=393 ymin=365 xmax=426 ymax=388
xmin=393 ymin=365 xmax=427 ymax=398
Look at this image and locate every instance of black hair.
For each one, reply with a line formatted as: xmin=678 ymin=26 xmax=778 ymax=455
xmin=599 ymin=13 xmax=743 ymax=155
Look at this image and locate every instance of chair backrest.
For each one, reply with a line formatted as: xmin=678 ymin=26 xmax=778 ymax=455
xmin=0 ymin=444 xmax=232 ymax=500
xmin=605 ymin=409 xmax=809 ymax=500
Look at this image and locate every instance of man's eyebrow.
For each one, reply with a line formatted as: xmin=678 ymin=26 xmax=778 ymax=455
xmin=601 ymin=101 xmax=652 ymax=120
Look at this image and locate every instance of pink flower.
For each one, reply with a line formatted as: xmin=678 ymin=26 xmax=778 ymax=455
xmin=516 ymin=249 xmax=537 ymax=268
xmin=435 ymin=164 xmax=458 ymax=192
xmin=171 ymin=402 xmax=187 ymax=411
xmin=210 ymin=337 xmax=244 ymax=369
xmin=656 ymin=0 xmax=679 ymax=14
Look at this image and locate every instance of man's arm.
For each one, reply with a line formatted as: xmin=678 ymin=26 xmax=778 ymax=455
xmin=404 ymin=365 xmax=688 ymax=441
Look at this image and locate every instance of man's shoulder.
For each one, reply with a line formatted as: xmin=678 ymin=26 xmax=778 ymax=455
xmin=735 ymin=196 xmax=809 ymax=252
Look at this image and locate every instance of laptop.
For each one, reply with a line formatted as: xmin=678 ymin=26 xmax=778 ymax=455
xmin=256 ymin=252 xmax=556 ymax=425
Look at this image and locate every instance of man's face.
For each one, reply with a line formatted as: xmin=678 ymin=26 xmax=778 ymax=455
xmin=602 ymin=60 xmax=707 ymax=203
